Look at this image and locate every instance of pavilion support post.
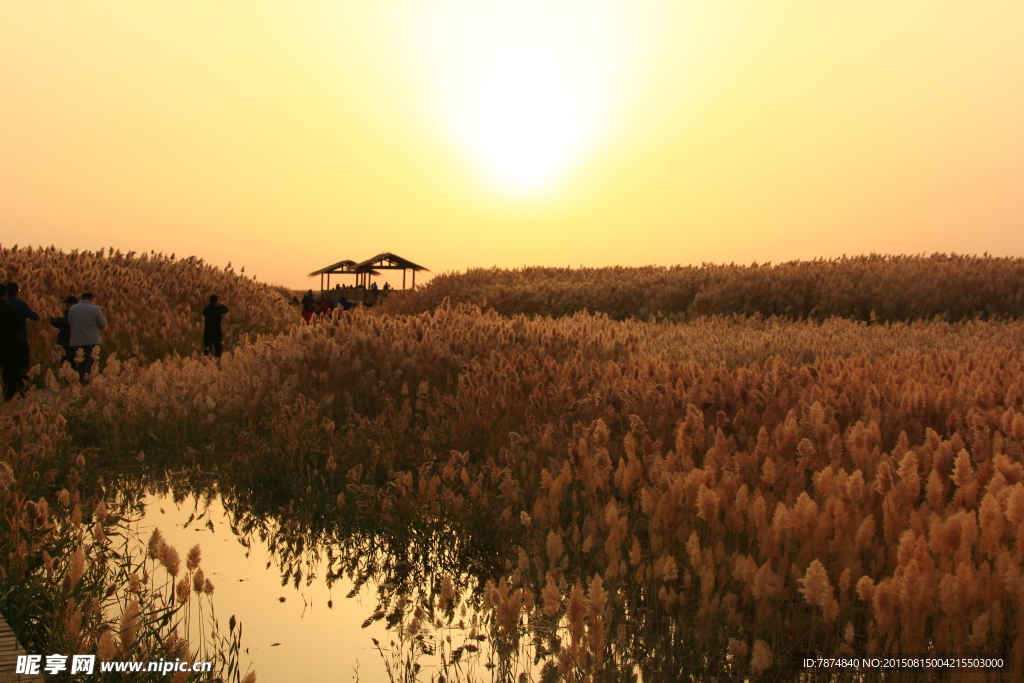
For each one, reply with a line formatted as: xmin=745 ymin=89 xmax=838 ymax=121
xmin=412 ymin=270 xmax=416 ymax=289
xmin=320 ymin=273 xmax=324 ymax=295
xmin=403 ymin=270 xmax=406 ymax=289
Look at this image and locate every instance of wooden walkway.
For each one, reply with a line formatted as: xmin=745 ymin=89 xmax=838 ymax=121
xmin=0 ymin=614 xmax=44 ymax=682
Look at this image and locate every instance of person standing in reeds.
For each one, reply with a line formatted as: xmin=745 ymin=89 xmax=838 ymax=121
xmin=301 ymin=295 xmax=316 ymax=324
xmin=5 ymin=282 xmax=39 ymax=386
xmin=50 ymin=295 xmax=78 ymax=369
xmin=202 ymin=295 xmax=229 ymax=357
xmin=0 ymin=286 xmax=27 ymax=401
xmin=67 ymin=292 xmax=106 ymax=384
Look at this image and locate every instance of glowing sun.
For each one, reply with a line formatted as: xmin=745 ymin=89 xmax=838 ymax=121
xmin=468 ymin=41 xmax=581 ymax=194
xmin=409 ymin=2 xmax=629 ymax=196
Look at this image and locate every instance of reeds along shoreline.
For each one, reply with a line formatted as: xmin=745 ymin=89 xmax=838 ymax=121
xmin=47 ymin=305 xmax=1024 ymax=681
xmin=0 ymin=399 xmax=253 ymax=683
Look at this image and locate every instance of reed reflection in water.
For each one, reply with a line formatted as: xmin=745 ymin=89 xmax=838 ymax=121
xmin=128 ymin=490 xmax=517 ymax=683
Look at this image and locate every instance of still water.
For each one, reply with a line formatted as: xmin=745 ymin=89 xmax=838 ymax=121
xmin=129 ymin=492 xmax=504 ymax=683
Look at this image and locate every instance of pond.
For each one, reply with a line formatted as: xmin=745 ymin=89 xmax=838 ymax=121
xmin=125 ymin=488 xmax=529 ymax=683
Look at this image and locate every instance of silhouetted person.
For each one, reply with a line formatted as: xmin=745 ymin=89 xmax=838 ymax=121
xmin=202 ymin=295 xmax=229 ymax=357
xmin=0 ymin=286 xmax=27 ymax=401
xmin=6 ymin=282 xmax=38 ymax=386
xmin=68 ymin=292 xmax=106 ymax=385
xmin=50 ymin=295 xmax=79 ymax=369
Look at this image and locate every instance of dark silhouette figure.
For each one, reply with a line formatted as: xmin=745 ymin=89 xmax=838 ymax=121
xmin=5 ymin=282 xmax=39 ymax=387
xmin=0 ymin=286 xmax=27 ymax=401
xmin=50 ymin=295 xmax=79 ymax=369
xmin=202 ymin=295 xmax=229 ymax=357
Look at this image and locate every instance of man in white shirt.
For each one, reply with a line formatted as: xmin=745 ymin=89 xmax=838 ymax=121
xmin=67 ymin=292 xmax=107 ymax=384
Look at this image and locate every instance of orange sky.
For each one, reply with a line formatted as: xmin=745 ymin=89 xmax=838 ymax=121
xmin=2 ymin=2 xmax=1022 ymax=289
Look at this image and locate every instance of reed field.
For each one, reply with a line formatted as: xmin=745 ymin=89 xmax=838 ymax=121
xmin=383 ymin=255 xmax=1024 ymax=323
xmin=3 ymin=248 xmax=1024 ymax=681
xmin=0 ymin=245 xmax=296 ymax=363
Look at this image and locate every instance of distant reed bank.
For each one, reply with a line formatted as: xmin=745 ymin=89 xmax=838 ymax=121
xmin=385 ymin=254 xmax=1024 ymax=322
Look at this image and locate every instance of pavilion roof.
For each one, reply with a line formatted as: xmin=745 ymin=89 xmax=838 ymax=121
xmin=308 ymin=260 xmax=380 ymax=277
xmin=353 ymin=252 xmax=429 ymax=273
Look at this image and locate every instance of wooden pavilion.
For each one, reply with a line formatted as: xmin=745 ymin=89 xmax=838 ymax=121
xmin=308 ymin=253 xmax=429 ymax=295
xmin=307 ymin=260 xmax=380 ymax=293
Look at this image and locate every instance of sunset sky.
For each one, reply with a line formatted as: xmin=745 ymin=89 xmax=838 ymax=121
xmin=2 ymin=2 xmax=1022 ymax=289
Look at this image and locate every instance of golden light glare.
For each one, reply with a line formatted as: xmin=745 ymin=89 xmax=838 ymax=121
xmin=458 ymin=6 xmax=590 ymax=194
xmin=403 ymin=1 xmax=641 ymax=196
xmin=468 ymin=42 xmax=581 ymax=194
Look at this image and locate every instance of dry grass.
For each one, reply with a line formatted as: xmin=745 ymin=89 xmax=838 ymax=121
xmin=5 ymin=244 xmax=1024 ymax=681
xmin=49 ymin=304 xmax=1024 ymax=681
xmin=0 ymin=244 xmax=297 ymax=364
xmin=384 ymin=254 xmax=1024 ymax=322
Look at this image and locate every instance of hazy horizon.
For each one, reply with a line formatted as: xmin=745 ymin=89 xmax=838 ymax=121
xmin=3 ymin=1 xmax=1023 ymax=289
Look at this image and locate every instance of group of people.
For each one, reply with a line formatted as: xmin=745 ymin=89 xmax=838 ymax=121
xmin=334 ymin=282 xmax=391 ymax=292
xmin=292 ymin=282 xmax=397 ymax=324
xmin=0 ymin=285 xmax=230 ymax=402
xmin=0 ymin=283 xmax=106 ymax=401
xmin=295 ymin=291 xmax=351 ymax=324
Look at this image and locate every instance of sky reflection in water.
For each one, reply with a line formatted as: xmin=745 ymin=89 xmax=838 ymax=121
xmin=133 ymin=492 xmax=499 ymax=683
